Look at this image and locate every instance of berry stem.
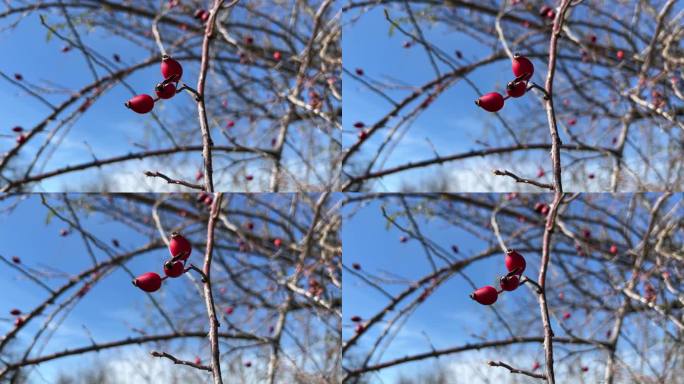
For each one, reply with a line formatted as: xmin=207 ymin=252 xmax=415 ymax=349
xmin=187 ymin=264 xmax=208 ymax=282
xmin=527 ymin=82 xmax=549 ymax=100
xmin=177 ymin=84 xmax=201 ymax=102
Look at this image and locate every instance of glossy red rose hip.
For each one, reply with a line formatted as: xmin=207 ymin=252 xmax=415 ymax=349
xmin=133 ymin=272 xmax=162 ymax=292
xmin=125 ymin=94 xmax=154 ymax=114
xmin=506 ymin=80 xmax=527 ymax=98
xmin=169 ymin=232 xmax=192 ymax=260
xmin=512 ymin=55 xmax=534 ymax=79
xmin=155 ymin=82 xmax=176 ymax=99
xmin=476 ymin=92 xmax=504 ymax=112
xmin=470 ymin=286 xmax=498 ymax=305
xmin=500 ymin=275 xmax=520 ymax=291
xmin=505 ymin=249 xmax=526 ymax=274
xmin=164 ymin=260 xmax=185 ymax=278
xmin=160 ymin=55 xmax=183 ymax=82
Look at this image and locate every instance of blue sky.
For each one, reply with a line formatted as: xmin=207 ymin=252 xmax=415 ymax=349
xmin=340 ymin=194 xmax=679 ymax=383
xmin=0 ymin=7 xmax=339 ymax=192
xmin=341 ymin=4 xmax=682 ymax=193
xmin=342 ymin=5 xmax=551 ymax=191
xmin=341 ymin=197 xmax=528 ymax=382
xmin=0 ymin=12 xmax=173 ymax=191
xmin=0 ymin=196 xmax=169 ymax=380
xmin=0 ymin=194 xmax=324 ymax=382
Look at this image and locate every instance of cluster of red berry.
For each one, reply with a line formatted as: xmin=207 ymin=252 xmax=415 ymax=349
xmin=125 ymin=56 xmax=184 ymax=114
xmin=9 ymin=308 xmax=23 ymax=327
xmin=476 ymin=54 xmax=535 ymax=112
xmin=470 ymin=250 xmax=527 ymax=305
xmin=132 ymin=232 xmax=192 ymax=292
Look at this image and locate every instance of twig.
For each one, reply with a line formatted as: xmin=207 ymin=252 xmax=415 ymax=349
xmin=488 ymin=360 xmax=547 ymax=380
xmin=493 ymin=169 xmax=554 ymax=190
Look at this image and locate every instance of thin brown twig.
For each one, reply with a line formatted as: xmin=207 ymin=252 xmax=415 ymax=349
xmin=488 ymin=360 xmax=547 ymax=380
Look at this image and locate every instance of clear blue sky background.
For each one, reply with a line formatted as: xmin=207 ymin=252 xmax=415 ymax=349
xmin=341 ymin=4 xmax=683 ymax=192
xmin=0 ymin=8 xmax=312 ymax=192
xmin=342 ymin=198 xmax=513 ymax=382
xmin=0 ymin=12 xmax=178 ymax=191
xmin=342 ymin=5 xmax=550 ymax=191
xmin=0 ymin=196 xmax=167 ymax=379
xmin=341 ymin=196 xmax=634 ymax=383
xmin=0 ymin=195 xmax=280 ymax=381
xmin=0 ymin=193 xmax=339 ymax=382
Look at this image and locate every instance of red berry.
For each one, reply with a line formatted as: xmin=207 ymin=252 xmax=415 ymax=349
xmin=14 ymin=73 xmax=23 ymax=81
xmin=245 ymin=361 xmax=252 ymax=368
xmin=609 ymin=244 xmax=618 ymax=254
xmin=567 ymin=118 xmax=577 ymax=125
xmin=506 ymin=80 xmax=527 ymax=98
xmin=352 ymin=263 xmax=361 ymax=270
xmin=133 ymin=272 xmax=162 ymax=292
xmin=355 ymin=323 xmax=364 ymax=333
xmin=244 ymin=36 xmax=254 ymax=45
xmin=273 ymin=51 xmax=282 ymax=61
xmin=351 ymin=316 xmax=362 ymax=322
xmin=470 ymin=286 xmax=498 ymax=305
xmin=504 ymin=250 xmax=526 ymax=275
xmin=358 ymin=130 xmax=368 ymax=140
xmin=12 ymin=126 xmax=23 ymax=132
xmin=355 ymin=68 xmax=364 ymax=76
xmin=225 ymin=306 xmax=234 ymax=315
xmin=155 ymin=82 xmax=176 ymax=99
xmin=540 ymin=204 xmax=549 ymax=215
xmin=246 ymin=222 xmax=254 ymax=230
xmin=169 ymin=232 xmax=192 ymax=260
xmin=512 ymin=55 xmax=534 ymax=79
xmin=532 ymin=361 xmax=540 ymax=370
xmin=164 ymin=260 xmax=185 ymax=278
xmin=616 ymin=50 xmax=624 ymax=60
xmin=539 ymin=5 xmax=551 ymax=17
xmin=125 ymin=94 xmax=154 ymax=114
xmin=475 ymin=92 xmax=504 ymax=112
xmin=14 ymin=317 xmax=24 ymax=326
xmin=537 ymin=167 xmax=545 ymax=178
xmin=500 ymin=275 xmax=520 ymax=291
xmin=563 ymin=312 xmax=571 ymax=320
xmin=245 ymin=174 xmax=254 ymax=181
xmin=581 ymin=366 xmax=588 ymax=372
xmin=11 ymin=256 xmax=20 ymax=264
xmin=10 ymin=309 xmax=21 ymax=316
xmin=226 ymin=120 xmax=235 ymax=128
xmin=200 ymin=11 xmax=209 ymax=22
xmin=353 ymin=121 xmax=365 ymax=129
xmin=16 ymin=134 xmax=26 ymax=144
xmin=194 ymin=356 xmax=201 ymax=365
xmin=273 ymin=238 xmax=282 ymax=248
xmin=160 ymin=55 xmax=183 ymax=82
